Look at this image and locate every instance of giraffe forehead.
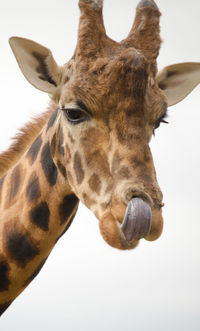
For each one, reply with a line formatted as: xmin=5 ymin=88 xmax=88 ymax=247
xmin=62 ymin=48 xmax=149 ymax=111
xmin=77 ymin=52 xmax=148 ymax=89
xmin=74 ymin=44 xmax=147 ymax=72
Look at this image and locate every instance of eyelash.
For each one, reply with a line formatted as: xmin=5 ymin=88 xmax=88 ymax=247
xmin=153 ymin=113 xmax=169 ymax=135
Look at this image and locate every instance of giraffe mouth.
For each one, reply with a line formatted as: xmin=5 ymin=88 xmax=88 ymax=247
xmin=99 ymin=197 xmax=162 ymax=250
xmin=120 ymin=197 xmax=152 ymax=242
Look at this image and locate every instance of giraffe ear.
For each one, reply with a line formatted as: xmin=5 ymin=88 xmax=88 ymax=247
xmin=156 ymin=63 xmax=200 ymax=106
xmin=9 ymin=37 xmax=61 ymax=95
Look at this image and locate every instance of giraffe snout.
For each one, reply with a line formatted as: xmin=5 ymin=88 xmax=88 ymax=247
xmin=98 ymin=183 xmax=164 ymax=250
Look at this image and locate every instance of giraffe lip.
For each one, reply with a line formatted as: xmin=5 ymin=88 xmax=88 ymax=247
xmin=121 ymin=197 xmax=152 ymax=242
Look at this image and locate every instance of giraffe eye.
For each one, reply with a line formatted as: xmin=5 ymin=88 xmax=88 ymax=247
xmin=62 ymin=108 xmax=90 ymax=125
xmin=153 ymin=112 xmax=169 ymax=135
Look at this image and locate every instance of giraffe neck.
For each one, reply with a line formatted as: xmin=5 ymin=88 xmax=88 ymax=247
xmin=0 ymin=109 xmax=79 ymax=314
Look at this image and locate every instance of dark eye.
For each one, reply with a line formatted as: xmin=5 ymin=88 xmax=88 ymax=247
xmin=63 ymin=108 xmax=89 ymax=125
xmin=153 ymin=112 xmax=168 ymax=135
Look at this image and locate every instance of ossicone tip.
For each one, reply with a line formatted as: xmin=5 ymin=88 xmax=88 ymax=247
xmin=137 ymin=0 xmax=158 ymax=9
xmin=79 ymin=0 xmax=103 ymax=9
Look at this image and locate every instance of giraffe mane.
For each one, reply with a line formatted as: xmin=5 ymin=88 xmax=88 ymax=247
xmin=0 ymin=103 xmax=56 ymax=177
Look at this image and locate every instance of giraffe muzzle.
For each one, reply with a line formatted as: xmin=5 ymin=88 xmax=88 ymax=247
xmin=120 ymin=197 xmax=152 ymax=242
xmin=99 ymin=197 xmax=154 ymax=250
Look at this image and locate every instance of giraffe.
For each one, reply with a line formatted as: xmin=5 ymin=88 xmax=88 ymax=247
xmin=0 ymin=0 xmax=200 ymax=316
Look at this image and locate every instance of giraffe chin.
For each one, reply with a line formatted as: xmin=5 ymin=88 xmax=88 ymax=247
xmin=99 ymin=198 xmax=163 ymax=250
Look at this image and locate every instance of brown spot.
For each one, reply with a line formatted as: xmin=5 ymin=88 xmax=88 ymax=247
xmin=30 ymin=201 xmax=50 ymax=231
xmin=130 ymin=156 xmax=143 ymax=169
xmin=0 ymin=254 xmax=10 ymax=292
xmin=27 ymin=134 xmax=42 ymax=165
xmin=46 ymin=109 xmax=58 ymax=132
xmin=40 ymin=142 xmax=58 ymax=186
xmin=50 ymin=133 xmax=57 ymax=157
xmin=85 ymin=150 xmax=110 ymax=177
xmin=3 ymin=219 xmax=39 ymax=268
xmin=88 ymin=173 xmax=101 ymax=194
xmin=118 ymin=166 xmax=132 ymax=179
xmin=59 ymin=194 xmax=79 ymax=225
xmin=74 ymin=152 xmax=84 ymax=185
xmin=26 ymin=172 xmax=41 ymax=201
xmin=9 ymin=164 xmax=22 ymax=204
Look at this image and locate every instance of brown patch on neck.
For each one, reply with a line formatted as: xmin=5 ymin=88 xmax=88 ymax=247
xmin=4 ymin=163 xmax=25 ymax=209
xmin=9 ymin=164 xmax=22 ymax=204
xmin=88 ymin=173 xmax=101 ymax=195
xmin=3 ymin=218 xmax=40 ymax=268
xmin=73 ymin=152 xmax=84 ymax=185
xmin=0 ymin=104 xmax=56 ymax=177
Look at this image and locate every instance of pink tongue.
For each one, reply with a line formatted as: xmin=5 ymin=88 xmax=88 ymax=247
xmin=121 ymin=197 xmax=152 ymax=242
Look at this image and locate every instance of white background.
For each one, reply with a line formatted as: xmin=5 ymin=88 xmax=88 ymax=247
xmin=0 ymin=1 xmax=200 ymax=330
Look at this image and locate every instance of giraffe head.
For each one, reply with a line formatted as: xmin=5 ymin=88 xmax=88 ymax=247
xmin=9 ymin=0 xmax=200 ymax=249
